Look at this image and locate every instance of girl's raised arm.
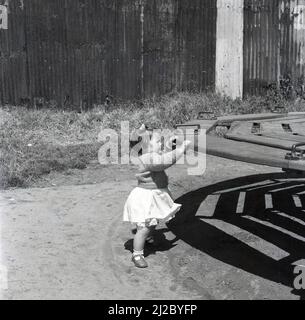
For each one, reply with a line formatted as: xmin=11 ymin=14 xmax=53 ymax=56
xmin=139 ymin=141 xmax=191 ymax=172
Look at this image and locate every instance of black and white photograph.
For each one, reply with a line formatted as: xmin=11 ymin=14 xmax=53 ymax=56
xmin=0 ymin=0 xmax=305 ymax=303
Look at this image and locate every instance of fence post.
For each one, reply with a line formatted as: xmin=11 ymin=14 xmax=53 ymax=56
xmin=139 ymin=0 xmax=145 ymax=98
xmin=215 ymin=0 xmax=244 ymax=99
xmin=0 ymin=3 xmax=8 ymax=29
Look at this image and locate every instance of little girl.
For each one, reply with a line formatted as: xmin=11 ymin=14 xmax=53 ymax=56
xmin=123 ymin=125 xmax=191 ymax=268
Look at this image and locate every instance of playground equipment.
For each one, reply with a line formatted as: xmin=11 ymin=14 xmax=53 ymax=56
xmin=176 ymin=112 xmax=305 ymax=173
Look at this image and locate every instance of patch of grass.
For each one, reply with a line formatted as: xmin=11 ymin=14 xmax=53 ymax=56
xmin=1 ymin=91 xmax=305 ymax=189
xmin=0 ymin=107 xmax=104 ymax=189
xmin=0 ymin=136 xmax=100 ymax=189
xmin=96 ymin=91 xmax=305 ymax=130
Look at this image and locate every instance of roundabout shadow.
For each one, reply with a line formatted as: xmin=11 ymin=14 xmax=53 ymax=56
xmin=168 ymin=172 xmax=305 ymax=299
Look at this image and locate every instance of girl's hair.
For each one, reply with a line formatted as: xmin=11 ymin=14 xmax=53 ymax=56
xmin=137 ymin=124 xmax=161 ymax=154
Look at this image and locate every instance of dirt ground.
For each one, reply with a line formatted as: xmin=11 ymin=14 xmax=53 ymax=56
xmin=0 ymin=154 xmax=304 ymax=300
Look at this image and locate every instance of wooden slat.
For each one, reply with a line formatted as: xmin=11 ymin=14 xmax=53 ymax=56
xmin=200 ymin=135 xmax=305 ymax=172
xmin=225 ymin=133 xmax=304 ymax=151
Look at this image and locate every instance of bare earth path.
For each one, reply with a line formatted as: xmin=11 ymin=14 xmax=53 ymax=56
xmin=0 ymin=155 xmax=303 ymax=299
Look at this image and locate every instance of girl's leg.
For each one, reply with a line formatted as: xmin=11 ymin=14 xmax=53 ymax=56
xmin=132 ymin=225 xmax=155 ymax=268
xmin=133 ymin=226 xmax=150 ymax=252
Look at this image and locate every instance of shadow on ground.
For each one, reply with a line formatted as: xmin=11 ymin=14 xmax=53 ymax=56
xmin=166 ymin=172 xmax=305 ymax=300
xmin=124 ymin=227 xmax=178 ymax=257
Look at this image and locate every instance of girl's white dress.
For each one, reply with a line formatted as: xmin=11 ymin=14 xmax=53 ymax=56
xmin=123 ymin=148 xmax=185 ymax=227
xmin=123 ymin=187 xmax=182 ymax=226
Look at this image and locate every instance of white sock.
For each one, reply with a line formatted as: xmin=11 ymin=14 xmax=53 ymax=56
xmin=133 ymin=250 xmax=144 ymax=257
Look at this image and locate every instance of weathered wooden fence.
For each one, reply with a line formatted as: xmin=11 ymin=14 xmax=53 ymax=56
xmin=2 ymin=0 xmax=305 ymax=106
xmin=244 ymin=0 xmax=305 ymax=96
xmin=0 ymin=0 xmax=216 ymax=108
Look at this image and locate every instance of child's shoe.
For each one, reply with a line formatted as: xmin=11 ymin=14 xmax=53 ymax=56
xmin=132 ymin=255 xmax=148 ymax=268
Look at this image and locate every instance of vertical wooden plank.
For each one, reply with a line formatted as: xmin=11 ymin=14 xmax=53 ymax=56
xmin=216 ymin=0 xmax=244 ymax=99
xmin=0 ymin=0 xmax=27 ymax=105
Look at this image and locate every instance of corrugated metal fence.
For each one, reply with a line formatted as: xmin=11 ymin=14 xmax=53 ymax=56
xmin=0 ymin=0 xmax=216 ymax=108
xmin=2 ymin=0 xmax=305 ymax=106
xmin=244 ymin=0 xmax=305 ymax=96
